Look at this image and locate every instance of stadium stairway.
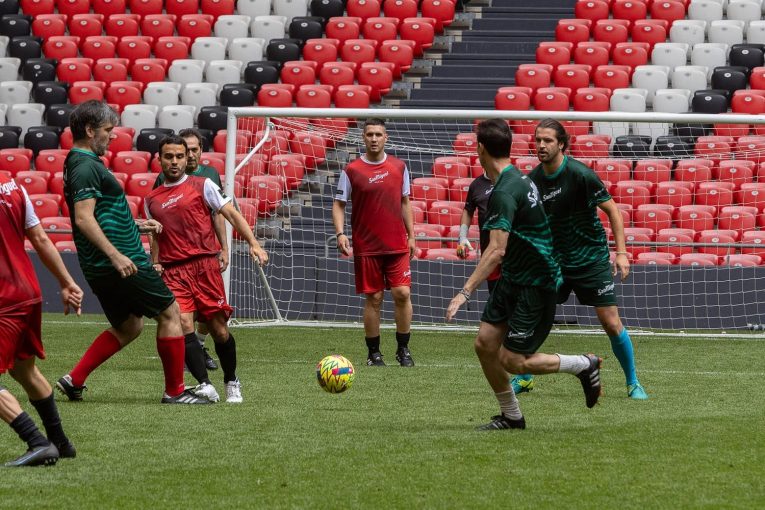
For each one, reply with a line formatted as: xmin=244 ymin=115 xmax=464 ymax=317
xmin=399 ymin=0 xmax=575 ymax=109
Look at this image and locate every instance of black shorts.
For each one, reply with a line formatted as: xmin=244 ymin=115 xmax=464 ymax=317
xmin=481 ymin=279 xmax=557 ymax=354
xmin=558 ymin=261 xmax=617 ymax=307
xmin=87 ymin=265 xmax=176 ymax=328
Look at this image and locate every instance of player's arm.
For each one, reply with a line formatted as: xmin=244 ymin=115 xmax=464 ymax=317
xmin=218 ymin=202 xmax=268 ymax=266
xmin=401 ymin=195 xmax=416 ymax=259
xmin=446 ymin=229 xmax=507 ymax=322
xmin=74 ymin=198 xmax=137 ymax=278
xmin=213 ymin=211 xmax=228 ymax=272
xmin=598 ymin=198 xmax=630 ymax=280
xmin=332 ymin=199 xmax=351 ymax=256
xmin=456 ymin=208 xmax=474 ymax=259
xmin=26 ymin=225 xmax=84 ymax=315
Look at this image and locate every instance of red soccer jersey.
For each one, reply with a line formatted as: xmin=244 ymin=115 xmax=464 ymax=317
xmin=336 ymin=154 xmax=410 ymax=256
xmin=144 ymin=175 xmax=230 ymax=264
xmin=0 ymin=176 xmax=42 ymax=312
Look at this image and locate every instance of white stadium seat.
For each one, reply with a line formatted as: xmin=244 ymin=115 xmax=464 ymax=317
xmin=727 ymin=0 xmax=761 ymax=24
xmin=272 ymin=0 xmax=308 ymax=24
xmin=8 ymin=103 xmax=44 ymax=137
xmin=651 ymin=42 xmax=690 ymax=70
xmin=251 ymin=15 xmax=287 ymax=43
xmin=671 ymin=65 xmax=709 ymax=97
xmin=181 ymin=83 xmax=219 ymax=114
xmin=691 ymin=43 xmax=728 ymax=77
xmin=0 ymin=80 xmax=31 ymax=105
xmin=237 ymin=0 xmax=272 ymax=18
xmin=158 ymin=105 xmax=196 ymax=132
xmin=631 ymin=65 xmax=669 ymax=106
xmin=654 ymin=88 xmax=692 ymax=113
xmin=669 ymin=20 xmax=706 ymax=49
xmin=143 ymin=82 xmax=182 ymax=109
xmin=708 ymin=20 xmax=745 ymax=46
xmin=746 ymin=20 xmax=765 ymax=44
xmin=228 ymin=37 xmax=265 ymax=63
xmin=214 ymin=15 xmax=252 ymax=40
xmin=191 ymin=37 xmax=228 ymax=66
xmin=168 ymin=59 xmax=206 ymax=86
xmin=688 ymin=0 xmax=724 ymax=25
xmin=205 ymin=60 xmax=243 ymax=89
xmin=121 ymin=104 xmax=159 ymax=137
xmin=0 ymin=57 xmax=19 ymax=82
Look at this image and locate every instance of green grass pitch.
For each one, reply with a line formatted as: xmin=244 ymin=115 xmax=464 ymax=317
xmin=1 ymin=315 xmax=764 ymax=509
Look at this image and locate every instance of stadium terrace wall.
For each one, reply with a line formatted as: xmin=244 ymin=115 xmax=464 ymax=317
xmin=34 ymin=253 xmax=765 ymax=331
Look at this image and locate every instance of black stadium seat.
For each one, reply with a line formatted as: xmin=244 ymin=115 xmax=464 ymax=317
xmin=22 ymin=58 xmax=57 ymax=84
xmin=198 ymin=106 xmax=228 ymax=133
xmin=729 ymin=44 xmax=765 ymax=73
xmin=691 ymin=90 xmax=728 ymax=114
xmin=220 ymin=83 xmax=256 ymax=107
xmin=288 ymin=17 xmax=325 ymax=45
xmin=0 ymin=0 xmax=19 ymax=16
xmin=0 ymin=125 xmax=20 ymax=149
xmin=8 ymin=36 xmax=42 ymax=64
xmin=612 ymin=135 xmax=652 ymax=159
xmin=46 ymin=104 xmax=75 ymax=129
xmin=710 ymin=67 xmax=748 ymax=99
xmin=24 ymin=126 xmax=61 ymax=155
xmin=33 ymin=81 xmax=68 ymax=108
xmin=244 ymin=61 xmax=280 ymax=87
xmin=137 ymin=128 xmax=174 ymax=155
xmin=266 ymin=39 xmax=302 ymax=65
xmin=653 ymin=135 xmax=695 ymax=160
xmin=0 ymin=15 xmax=31 ymax=38
xmin=310 ymin=0 xmax=345 ymax=22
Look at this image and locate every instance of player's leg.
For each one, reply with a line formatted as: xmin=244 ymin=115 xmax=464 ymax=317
xmin=356 ymin=255 xmax=386 ymax=366
xmin=195 ymin=321 xmax=218 ymax=370
xmin=207 ymin=313 xmax=241 ymax=403
xmin=595 ymin=305 xmax=647 ymax=400
xmin=386 ymin=253 xmax=414 ymax=367
xmin=0 ymin=382 xmax=59 ymax=467
xmin=499 ymin=285 xmax=603 ymax=409
xmin=180 ymin=311 xmax=218 ymax=401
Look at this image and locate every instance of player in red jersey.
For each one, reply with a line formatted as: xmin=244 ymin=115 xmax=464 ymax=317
xmin=145 ymin=136 xmax=268 ymax=403
xmin=0 ymin=174 xmax=83 ymax=466
xmin=332 ymin=118 xmax=416 ymax=367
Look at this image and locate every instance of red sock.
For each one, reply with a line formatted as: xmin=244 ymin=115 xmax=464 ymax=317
xmin=69 ymin=330 xmax=122 ymax=387
xmin=156 ymin=336 xmax=185 ymax=397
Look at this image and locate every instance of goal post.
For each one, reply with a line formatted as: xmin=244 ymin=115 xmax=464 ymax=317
xmin=223 ymin=107 xmax=765 ymax=335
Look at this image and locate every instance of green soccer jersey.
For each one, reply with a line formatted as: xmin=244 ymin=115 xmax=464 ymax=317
xmin=483 ymin=165 xmax=562 ymax=291
xmin=528 ymin=156 xmax=611 ymax=274
xmin=63 ymin=148 xmax=150 ymax=279
xmin=153 ymin=164 xmax=222 ymax=189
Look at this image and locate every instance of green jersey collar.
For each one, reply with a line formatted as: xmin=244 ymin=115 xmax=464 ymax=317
xmin=544 ymin=155 xmax=568 ymax=180
xmin=71 ymin=147 xmax=98 ymax=158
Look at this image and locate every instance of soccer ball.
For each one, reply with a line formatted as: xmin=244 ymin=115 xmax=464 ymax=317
xmin=316 ymin=355 xmax=355 ymax=394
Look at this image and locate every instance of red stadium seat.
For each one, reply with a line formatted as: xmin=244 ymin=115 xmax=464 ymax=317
xmin=399 ymin=18 xmax=435 ymax=56
xmin=573 ymin=89 xmax=609 ymax=111
xmin=378 ymin=40 xmax=415 ymax=79
xmin=575 ymin=0 xmax=609 ymax=22
xmin=449 ymin=177 xmax=473 ymax=202
xmin=593 ymin=65 xmax=631 ymax=90
xmin=427 ymin=201 xmax=462 ymax=227
xmin=141 ymin=14 xmax=177 ymax=41
xmin=421 ymin=0 xmax=455 ymax=32
xmin=633 ymin=160 xmax=671 ymax=184
xmin=570 ymin=135 xmax=611 ymax=159
xmin=675 ymin=205 xmax=714 ymax=232
xmin=15 ymin=173 xmax=48 ymax=195
xmin=92 ymin=59 xmax=130 ymax=85
xmin=597 ymin=206 xmax=630 ymax=231
xmin=514 ymin=157 xmax=539 ymax=174
xmin=334 ymin=84 xmax=371 ymax=108
xmin=613 ymin=0 xmax=648 ymax=26
xmin=320 ymin=61 xmax=356 ymax=91
xmin=268 ymin=154 xmax=305 ymax=190
xmin=246 ymin=175 xmax=284 ymax=215
xmin=257 ymin=85 xmax=294 ymax=107
xmin=28 ymin=194 xmax=61 ymax=218
xmin=677 ymin=253 xmax=718 ymax=266
xmin=432 ymin=157 xmax=469 ymax=183
xmin=112 ymin=151 xmax=151 ymax=176
xmin=574 ymin=44 xmax=610 ymax=69
xmin=495 ymin=88 xmax=531 ymax=111
xmin=153 ymin=37 xmax=190 ymax=63
xmin=737 ymin=136 xmax=765 ymax=164
xmin=116 ymin=36 xmax=152 ymax=65
xmin=253 ymin=129 xmax=290 ymax=159
xmin=717 ymin=160 xmax=754 ymax=188
xmin=650 ymin=0 xmax=686 ymax=27
xmin=93 ymin=0 xmax=127 ymax=16
xmin=536 ymin=45 xmax=571 ymax=70
xmin=35 ymin=151 xmax=67 ymax=173
xmin=656 ymin=230 xmax=694 ymax=257
xmin=68 ymin=82 xmax=104 ymax=104
xmin=129 ymin=0 xmax=163 ymax=16
xmin=57 ymin=0 xmax=90 ymax=17
xmin=533 ymin=89 xmax=569 ymax=110
xmin=130 ymin=59 xmax=168 ymax=87
xmin=234 ymin=153 xmax=267 ymax=183
xmin=358 ymin=62 xmax=394 ymax=101
xmin=105 ymin=84 xmax=142 ymax=113
xmin=166 ymin=0 xmax=200 ymax=17
xmin=79 ymin=36 xmax=117 ymax=61
xmin=383 ymin=0 xmax=418 ymax=24
xmin=612 ymin=181 xmax=651 ymax=208
xmin=718 ymin=209 xmax=756 ymax=239
xmin=32 ymin=14 xmax=68 ymax=38
xmin=624 ymin=229 xmax=653 ymax=258
xmin=303 ymin=39 xmax=340 ymax=68
xmin=697 ymin=231 xmax=737 ymax=256
xmin=346 ymin=0 xmax=381 ymax=21
xmin=736 ymin=183 xmax=765 ymax=210
xmin=593 ymin=20 xmax=629 ymax=47
xmin=289 ymin=131 xmax=327 ymax=169
xmin=555 ymin=19 xmax=590 ymax=46
xmin=126 ymin=173 xmax=156 ymax=198
xmin=0 ymin=152 xmax=32 ymax=176
xmin=554 ymin=66 xmax=590 ymax=91
xmin=635 ymin=251 xmax=676 ymax=265
xmin=40 ymin=216 xmax=72 ymax=243
xmin=411 ymin=177 xmax=448 ymax=206
xmin=340 ymin=39 xmax=377 ymax=66
xmin=631 ymin=21 xmax=667 ymax=50
xmin=695 ymin=136 xmax=733 ymax=166
xmin=741 ymin=230 xmax=765 ymax=258
xmin=281 ymin=61 xmax=318 ymax=88
xmin=453 ymin=133 xmax=477 ymax=155
xmin=21 ymin=0 xmax=55 ymax=16
xmin=633 ymin=205 xmax=673 ymax=231
xmin=362 ymin=19 xmax=398 ymax=45
xmin=326 ymin=17 xmax=361 ymax=42
xmin=723 ymin=254 xmax=761 ymax=267
xmin=612 ymin=42 xmax=650 ymax=71
xmin=731 ymin=90 xmax=765 ymax=115
xmin=69 ymin=14 xmax=105 ymax=41
xmin=200 ymin=0 xmax=235 ymax=19
xmin=177 ymin=14 xmax=214 ymax=41
xmin=413 ymin=224 xmax=445 ymax=250
xmin=43 ymin=36 xmax=80 ymax=60
xmin=655 ymin=182 xmax=693 ymax=208
xmin=295 ymin=84 xmax=332 ymax=108
xmin=674 ymin=160 xmax=712 ymax=190
xmin=515 ymin=66 xmax=551 ymax=91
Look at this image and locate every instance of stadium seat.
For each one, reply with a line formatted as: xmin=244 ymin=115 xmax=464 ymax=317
xmin=357 ymin=62 xmax=393 ymax=101
xmin=166 ymin=0 xmax=200 ymax=17
xmin=632 ymin=65 xmax=669 ymax=106
xmin=652 ymin=42 xmax=691 ymax=71
xmin=555 ymin=19 xmax=590 ymax=46
xmin=656 ymin=182 xmax=693 ymax=208
xmin=411 ymin=177 xmax=448 ymax=207
xmin=399 ymin=18 xmax=435 ymax=57
xmin=635 ymin=251 xmax=676 ymax=265
xmin=612 ymin=135 xmax=651 ymax=158
xmin=310 ymin=0 xmax=344 ymax=22
xmin=727 ymin=0 xmax=761 ymax=24
xmin=268 ymin=154 xmax=304 ymax=190
xmin=694 ymin=184 xmax=734 ymax=213
xmin=711 ymin=67 xmax=748 ymax=100
xmin=536 ymin=45 xmax=571 ymax=70
xmin=632 ymin=21 xmax=667 ymax=50
xmin=697 ymin=230 xmax=737 ymax=256
xmin=612 ymin=181 xmax=651 ymax=208
xmin=613 ymin=42 xmax=650 ymax=71
xmin=570 ymin=134 xmax=610 ymax=159
xmin=8 ymin=103 xmax=44 ymax=138
xmin=656 ymin=229 xmax=694 ymax=257
xmin=333 ymin=84 xmax=370 ymax=108
xmin=669 ymin=19 xmax=705 ymax=48
xmin=633 ymin=205 xmax=673 ymax=232
xmin=741 ymin=230 xmax=765 ymax=258
xmin=593 ymin=65 xmax=631 ymax=90
xmin=295 ymin=84 xmax=332 ymax=108
xmin=722 ymin=254 xmax=761 ymax=267
xmin=653 ymin=88 xmax=691 ymax=114
xmin=24 ymin=127 xmax=60 ymax=155
xmin=427 ymin=201 xmax=462 ymax=227
xmin=129 ymin=0 xmax=163 ymax=17
xmin=40 ymin=216 xmax=72 ymax=243
xmin=246 ymin=175 xmax=284 ymax=215
xmin=687 ymin=0 xmax=722 ymax=24
xmin=214 ymin=14 xmax=251 ymax=40
xmin=677 ymin=253 xmax=718 ymax=266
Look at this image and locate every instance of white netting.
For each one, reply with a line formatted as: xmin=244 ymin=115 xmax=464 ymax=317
xmin=223 ymin=108 xmax=765 ymax=333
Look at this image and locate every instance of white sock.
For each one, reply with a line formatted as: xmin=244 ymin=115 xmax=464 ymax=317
xmin=557 ymin=354 xmax=590 ymax=374
xmin=495 ymin=390 xmax=522 ymax=420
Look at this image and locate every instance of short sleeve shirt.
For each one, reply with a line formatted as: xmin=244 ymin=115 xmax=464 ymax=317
xmin=528 ymin=156 xmax=611 ymax=273
xmin=483 ymin=165 xmax=562 ymax=291
xmin=153 ymin=164 xmax=222 ymax=189
xmin=63 ymin=148 xmax=150 ymax=279
xmin=463 ymin=174 xmax=494 ymax=252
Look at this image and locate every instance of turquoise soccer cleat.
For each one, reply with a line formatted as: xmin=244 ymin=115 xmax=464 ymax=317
xmin=627 ymin=383 xmax=649 ymax=400
xmin=510 ymin=374 xmax=535 ymax=395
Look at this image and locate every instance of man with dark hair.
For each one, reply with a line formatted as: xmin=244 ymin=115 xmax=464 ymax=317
xmin=333 ymin=118 xmax=417 ymax=367
xmin=1 ymin=172 xmax=82 ymax=466
xmin=447 ymin=118 xmax=603 ymax=431
xmin=145 ymin=136 xmax=268 ymax=403
xmin=513 ymin=118 xmax=648 ymax=400
xmin=57 ymin=100 xmax=208 ymax=405
xmin=153 ymin=127 xmax=223 ymax=371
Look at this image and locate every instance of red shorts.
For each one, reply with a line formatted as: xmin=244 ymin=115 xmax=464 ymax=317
xmin=488 ymin=265 xmax=501 ymax=282
xmin=0 ymin=302 xmax=44 ymax=374
xmin=354 ymin=253 xmax=412 ymax=294
xmin=162 ymin=255 xmax=233 ymax=322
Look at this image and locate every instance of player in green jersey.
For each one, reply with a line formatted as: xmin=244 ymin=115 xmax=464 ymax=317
xmin=446 ymin=119 xmax=604 ymax=430
xmin=153 ymin=128 xmax=224 ymax=371
xmin=511 ymin=118 xmax=648 ymax=400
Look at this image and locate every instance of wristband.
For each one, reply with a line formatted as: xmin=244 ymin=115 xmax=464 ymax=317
xmin=458 ymin=289 xmax=471 ymax=301
xmin=615 ymin=251 xmax=628 ymax=255
xmin=337 ymin=233 xmax=345 ymax=237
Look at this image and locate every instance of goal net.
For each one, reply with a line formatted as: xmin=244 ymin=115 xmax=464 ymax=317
xmin=223 ymin=107 xmax=765 ymax=334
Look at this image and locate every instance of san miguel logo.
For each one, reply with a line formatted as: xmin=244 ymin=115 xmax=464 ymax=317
xmin=368 ymin=171 xmax=389 ymax=184
xmin=161 ymin=194 xmax=184 ymax=209
xmin=0 ymin=180 xmax=19 ymax=195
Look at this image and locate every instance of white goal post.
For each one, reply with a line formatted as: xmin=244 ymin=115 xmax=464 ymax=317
xmin=222 ymin=107 xmax=765 ymax=336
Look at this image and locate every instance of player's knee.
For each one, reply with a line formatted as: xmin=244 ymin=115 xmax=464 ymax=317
xmin=474 ymin=334 xmax=497 ymax=357
xmin=366 ymin=292 xmax=383 ymax=309
xmin=391 ymin=286 xmax=410 ymax=305
xmin=179 ymin=314 xmax=195 ymax=334
xmin=597 ymin=307 xmax=623 ymax=336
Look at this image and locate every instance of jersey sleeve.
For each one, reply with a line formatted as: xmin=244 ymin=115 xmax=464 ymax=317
xmin=20 ymin=186 xmax=41 ymax=229
xmin=152 ymin=173 xmax=163 ymax=189
xmin=202 ymin=178 xmax=233 ymax=212
xmin=68 ymin=161 xmax=103 ymax=202
xmin=401 ymin=166 xmax=410 ymax=197
xmin=335 ymin=169 xmax=351 ymax=202
xmin=463 ymin=180 xmax=479 ymax=215
xmin=143 ymin=199 xmax=152 ymax=220
xmin=208 ymin=171 xmax=223 ymax=188
xmin=582 ymin=168 xmax=611 ymax=208
xmin=482 ymin=184 xmax=517 ymax=233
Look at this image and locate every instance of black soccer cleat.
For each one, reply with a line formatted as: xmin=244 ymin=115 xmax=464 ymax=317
xmin=55 ymin=440 xmax=76 ymax=459
xmin=56 ymin=375 xmax=86 ymax=402
xmin=366 ymin=351 xmax=386 ymax=366
xmin=161 ymin=389 xmax=213 ymax=404
xmin=476 ymin=415 xmax=526 ymax=431
xmin=4 ymin=443 xmax=59 ymax=467
xmin=202 ymin=347 xmax=218 ymax=370
xmin=577 ymin=354 xmax=603 ymax=408
xmin=395 ymin=347 xmax=415 ymax=367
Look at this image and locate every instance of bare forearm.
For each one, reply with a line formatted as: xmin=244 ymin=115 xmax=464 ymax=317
xmin=28 ymin=227 xmax=75 ymax=287
xmin=332 ymin=201 xmax=346 ymax=234
xmin=462 ymin=246 xmax=503 ymax=294
xmin=607 ymin=209 xmax=627 ymax=252
xmin=213 ymin=213 xmax=228 ymax=252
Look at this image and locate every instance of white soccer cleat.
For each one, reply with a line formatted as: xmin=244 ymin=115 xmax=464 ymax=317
xmin=225 ymin=379 xmax=243 ymax=403
xmin=192 ymin=382 xmax=220 ymax=402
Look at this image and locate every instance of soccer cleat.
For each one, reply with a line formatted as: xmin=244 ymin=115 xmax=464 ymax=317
xmin=476 ymin=414 xmax=526 ymax=431
xmin=56 ymin=375 xmax=86 ymax=402
xmin=395 ymin=347 xmax=415 ymax=367
xmin=203 ymin=347 xmax=218 ymax=370
xmin=225 ymin=379 xmax=243 ymax=403
xmin=627 ymin=383 xmax=649 ymax=400
xmin=192 ymin=382 xmax=220 ymax=402
xmin=510 ymin=374 xmax=535 ymax=394
xmin=4 ymin=443 xmax=59 ymax=467
xmin=576 ymin=354 xmax=603 ymax=408
xmin=161 ymin=389 xmax=212 ymax=404
xmin=367 ymin=351 xmax=385 ymax=366
xmin=55 ymin=441 xmax=76 ymax=459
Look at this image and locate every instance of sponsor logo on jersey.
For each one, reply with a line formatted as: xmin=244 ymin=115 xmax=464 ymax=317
xmin=487 ymin=213 xmax=499 ymax=223
xmin=484 ymin=186 xmax=494 ymax=195
xmin=0 ymin=179 xmax=19 ymax=195
xmin=542 ymin=188 xmax=562 ymax=201
xmin=403 ymin=269 xmax=411 ymax=278
xmin=597 ymin=282 xmax=615 ymax=296
xmin=369 ymin=171 xmax=389 ymax=184
xmin=528 ymin=181 xmax=540 ymax=208
xmin=161 ymin=194 xmax=184 ymax=209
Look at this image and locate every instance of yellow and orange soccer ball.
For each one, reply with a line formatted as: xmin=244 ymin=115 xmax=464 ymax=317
xmin=316 ymin=355 xmax=355 ymax=394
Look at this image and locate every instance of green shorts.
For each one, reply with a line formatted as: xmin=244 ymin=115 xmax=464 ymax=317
xmin=480 ymin=279 xmax=557 ymax=354
xmin=558 ymin=261 xmax=617 ymax=307
xmin=87 ymin=265 xmax=176 ymax=328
